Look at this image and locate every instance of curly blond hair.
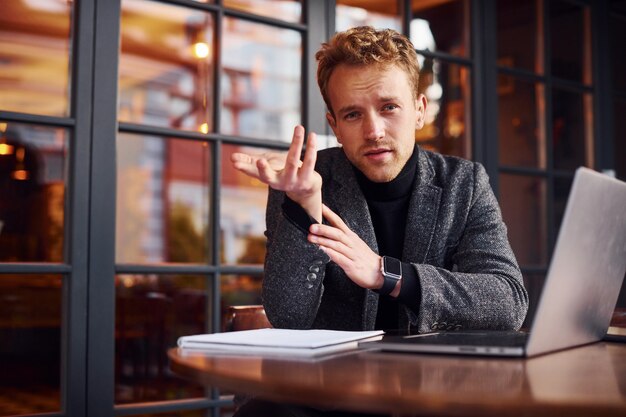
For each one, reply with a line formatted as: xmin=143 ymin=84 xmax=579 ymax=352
xmin=315 ymin=26 xmax=420 ymax=116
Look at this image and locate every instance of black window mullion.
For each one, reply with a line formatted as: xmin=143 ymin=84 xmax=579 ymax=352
xmin=86 ymin=0 xmax=122 ymax=416
xmin=543 ymin=0 xmax=556 ymax=255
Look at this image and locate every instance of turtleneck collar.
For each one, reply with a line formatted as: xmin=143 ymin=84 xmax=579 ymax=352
xmin=352 ymin=145 xmax=419 ymax=202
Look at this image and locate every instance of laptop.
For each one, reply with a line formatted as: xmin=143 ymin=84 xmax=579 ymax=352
xmin=360 ymin=167 xmax=626 ymax=357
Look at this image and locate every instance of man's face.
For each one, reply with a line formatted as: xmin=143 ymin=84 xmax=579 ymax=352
xmin=326 ymin=63 xmax=427 ymax=183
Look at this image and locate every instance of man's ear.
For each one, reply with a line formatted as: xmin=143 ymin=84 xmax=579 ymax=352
xmin=326 ymin=112 xmax=341 ymax=144
xmin=415 ymin=94 xmax=428 ymax=130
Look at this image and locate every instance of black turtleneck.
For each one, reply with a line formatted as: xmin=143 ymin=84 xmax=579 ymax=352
xmin=281 ymin=148 xmax=422 ymax=331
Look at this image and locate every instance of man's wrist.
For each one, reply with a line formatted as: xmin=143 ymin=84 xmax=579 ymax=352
xmin=286 ymin=191 xmax=322 ymax=223
xmin=375 ymin=256 xmax=402 ymax=296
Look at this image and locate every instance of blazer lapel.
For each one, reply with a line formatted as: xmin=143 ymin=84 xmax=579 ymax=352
xmin=403 ymin=148 xmax=442 ymax=264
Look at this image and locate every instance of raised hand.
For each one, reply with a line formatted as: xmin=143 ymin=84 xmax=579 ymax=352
xmin=308 ymin=204 xmax=388 ymax=292
xmin=230 ymin=125 xmax=323 ymax=222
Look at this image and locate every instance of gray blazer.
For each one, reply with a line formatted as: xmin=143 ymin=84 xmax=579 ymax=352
xmin=262 ymin=146 xmax=528 ymax=333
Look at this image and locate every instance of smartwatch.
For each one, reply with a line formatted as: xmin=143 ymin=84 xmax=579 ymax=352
xmin=375 ymin=256 xmax=402 ymax=296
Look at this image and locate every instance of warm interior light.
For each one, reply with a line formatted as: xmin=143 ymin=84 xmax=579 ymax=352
xmin=193 ymin=42 xmax=210 ymax=59
xmin=11 ymin=169 xmax=29 ymax=181
xmin=199 ymin=123 xmax=209 ymax=134
xmin=0 ymin=142 xmax=14 ymax=155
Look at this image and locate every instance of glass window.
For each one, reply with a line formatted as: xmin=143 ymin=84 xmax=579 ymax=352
xmin=551 ymin=88 xmax=593 ymax=171
xmin=115 ymin=274 xmax=207 ymax=404
xmin=611 ymin=15 xmax=626 ymax=91
xmin=221 ymin=144 xmax=276 ymax=265
xmin=221 ymin=18 xmax=302 ymax=142
xmin=497 ymin=0 xmax=541 ymax=73
xmin=411 ymin=0 xmax=470 ymax=57
xmin=221 ymin=274 xmax=264 ymax=330
xmin=550 ymin=0 xmax=592 ymax=84
xmin=498 ymin=77 xmax=546 ymax=168
xmin=116 ymin=133 xmax=212 ymax=264
xmin=0 ymin=1 xmax=72 ymax=117
xmin=336 ymin=0 xmax=402 ymax=32
xmin=614 ymin=97 xmax=626 ymax=181
xmin=416 ymin=56 xmax=471 ymax=159
xmin=500 ymin=174 xmax=548 ymax=267
xmin=224 ymin=0 xmax=302 ymax=23
xmin=0 ymin=274 xmax=62 ymax=415
xmin=0 ymin=122 xmax=67 ymax=262
xmin=553 ymin=176 xmax=573 ymax=234
xmin=118 ymin=0 xmax=216 ymax=133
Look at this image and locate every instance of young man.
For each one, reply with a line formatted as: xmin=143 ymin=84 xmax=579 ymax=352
xmin=231 ymin=26 xmax=527 ymax=335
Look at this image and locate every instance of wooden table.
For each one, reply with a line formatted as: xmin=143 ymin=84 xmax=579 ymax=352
xmin=169 ymin=341 xmax=626 ymax=416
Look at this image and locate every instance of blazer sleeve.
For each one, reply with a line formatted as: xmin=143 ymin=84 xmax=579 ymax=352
xmin=409 ymin=163 xmax=529 ymax=332
xmin=261 ymin=187 xmax=331 ymax=329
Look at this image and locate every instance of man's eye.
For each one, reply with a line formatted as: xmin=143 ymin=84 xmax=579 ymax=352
xmin=382 ymin=104 xmax=398 ymax=111
xmin=344 ymin=112 xmax=359 ymax=120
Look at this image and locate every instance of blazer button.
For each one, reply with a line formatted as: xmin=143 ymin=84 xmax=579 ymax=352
xmin=308 ymin=265 xmax=320 ymax=273
xmin=437 ymin=322 xmax=447 ymax=330
xmin=430 ymin=322 xmax=438 ymax=330
xmin=305 ymin=282 xmax=314 ymax=289
xmin=306 ymin=273 xmax=317 ymax=281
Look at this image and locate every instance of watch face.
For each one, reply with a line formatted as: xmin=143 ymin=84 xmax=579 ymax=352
xmin=384 ymin=256 xmax=402 ymax=276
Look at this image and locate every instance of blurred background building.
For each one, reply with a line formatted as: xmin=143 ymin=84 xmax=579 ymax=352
xmin=0 ymin=0 xmax=624 ymax=416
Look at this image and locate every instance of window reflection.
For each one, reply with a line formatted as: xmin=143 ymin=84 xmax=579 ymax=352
xmin=552 ymin=89 xmax=593 ymax=171
xmin=500 ymin=174 xmax=548 ymax=267
xmin=0 ymin=0 xmax=72 ymax=116
xmin=550 ymin=1 xmax=591 ymax=84
xmin=416 ymin=56 xmax=471 ymax=159
xmin=115 ymin=274 xmax=207 ymax=404
xmin=411 ymin=0 xmax=470 ymax=57
xmin=116 ymin=134 xmax=212 ymax=264
xmin=497 ymin=0 xmax=541 ymax=73
xmin=119 ymin=0 xmax=215 ymax=133
xmin=221 ymin=18 xmax=302 ymax=141
xmin=221 ymin=144 xmax=275 ymax=265
xmin=0 ymin=122 xmax=67 ymax=262
xmin=336 ymin=0 xmax=402 ymax=32
xmin=0 ymin=274 xmax=62 ymax=415
xmin=498 ymin=76 xmax=546 ymax=168
xmin=221 ymin=274 xmax=264 ymax=330
xmin=225 ymin=0 xmax=302 ymax=23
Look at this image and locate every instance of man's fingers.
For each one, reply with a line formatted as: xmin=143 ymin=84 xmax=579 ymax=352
xmin=283 ymin=125 xmax=305 ymax=179
xmin=300 ymin=132 xmax=317 ymax=180
xmin=321 ymin=204 xmax=351 ymax=233
xmin=256 ymin=158 xmax=278 ymax=185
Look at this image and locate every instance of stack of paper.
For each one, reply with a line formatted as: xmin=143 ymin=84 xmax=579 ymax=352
xmin=177 ymin=328 xmax=384 ymax=357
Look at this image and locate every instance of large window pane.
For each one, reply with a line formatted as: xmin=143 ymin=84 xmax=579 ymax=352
xmin=611 ymin=15 xmax=626 ymax=91
xmin=552 ymin=89 xmax=593 ymax=171
xmin=497 ymin=0 xmax=541 ymax=73
xmin=498 ymin=76 xmax=545 ymax=168
xmin=0 ymin=1 xmax=72 ymax=116
xmin=221 ymin=18 xmax=301 ymax=141
xmin=500 ymin=174 xmax=548 ymax=267
xmin=553 ymin=176 xmax=573 ymax=235
xmin=416 ymin=56 xmax=471 ymax=159
xmin=225 ymin=0 xmax=302 ymax=23
xmin=336 ymin=0 xmax=402 ymax=32
xmin=0 ymin=122 xmax=67 ymax=262
xmin=221 ymin=144 xmax=273 ymax=265
xmin=411 ymin=0 xmax=470 ymax=57
xmin=115 ymin=274 xmax=207 ymax=404
xmin=119 ymin=0 xmax=216 ymax=133
xmin=0 ymin=274 xmax=62 ymax=415
xmin=614 ymin=98 xmax=626 ymax=181
xmin=550 ymin=1 xmax=591 ymax=84
xmin=116 ymin=134 xmax=212 ymax=264
xmin=221 ymin=274 xmax=264 ymax=331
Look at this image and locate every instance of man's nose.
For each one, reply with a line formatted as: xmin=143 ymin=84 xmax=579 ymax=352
xmin=364 ymin=113 xmax=385 ymax=141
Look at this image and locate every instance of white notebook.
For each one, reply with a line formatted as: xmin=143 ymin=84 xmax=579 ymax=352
xmin=177 ymin=328 xmax=384 ymax=357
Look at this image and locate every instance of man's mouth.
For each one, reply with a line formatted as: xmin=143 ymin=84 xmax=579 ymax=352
xmin=364 ymin=148 xmax=392 ymax=156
